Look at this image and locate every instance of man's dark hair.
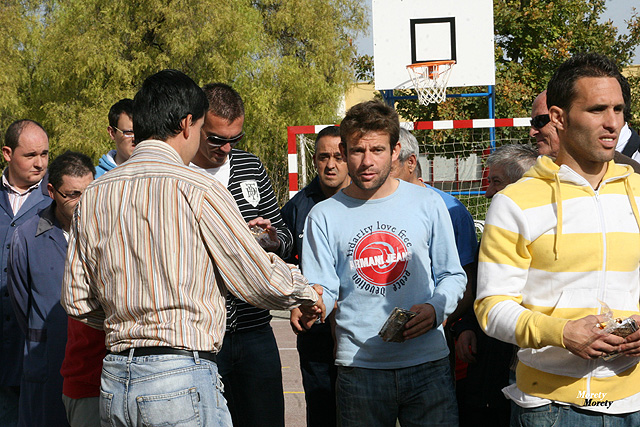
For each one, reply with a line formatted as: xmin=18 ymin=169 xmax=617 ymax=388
xmin=314 ymin=126 xmax=341 ymax=150
xmin=4 ymin=120 xmax=48 ymax=150
xmin=133 ymin=69 xmax=209 ymax=143
xmin=340 ymin=100 xmax=400 ymax=150
xmin=202 ymin=83 xmax=244 ymax=122
xmin=547 ymin=53 xmax=624 ymax=111
xmin=48 ymin=151 xmax=96 ymax=189
xmin=108 ymin=98 xmax=134 ymax=128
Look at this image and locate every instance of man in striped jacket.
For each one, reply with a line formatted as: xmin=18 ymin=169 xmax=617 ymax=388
xmin=191 ymin=83 xmax=293 ymax=427
xmin=476 ymin=53 xmax=640 ymax=426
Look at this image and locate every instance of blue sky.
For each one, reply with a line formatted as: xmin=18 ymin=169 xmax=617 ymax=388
xmin=356 ymin=0 xmax=640 ymax=64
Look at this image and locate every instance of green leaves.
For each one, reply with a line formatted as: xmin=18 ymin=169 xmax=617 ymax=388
xmin=0 ymin=0 xmax=367 ymax=198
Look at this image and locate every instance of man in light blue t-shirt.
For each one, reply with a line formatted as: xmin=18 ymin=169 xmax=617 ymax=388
xmin=301 ymin=100 xmax=466 ymax=427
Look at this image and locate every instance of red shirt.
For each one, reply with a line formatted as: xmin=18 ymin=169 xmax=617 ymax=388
xmin=60 ymin=318 xmax=106 ymax=398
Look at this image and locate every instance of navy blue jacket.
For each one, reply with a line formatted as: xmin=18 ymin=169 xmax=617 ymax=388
xmin=280 ymin=176 xmax=326 ymax=265
xmin=8 ymin=203 xmax=69 ymax=426
xmin=0 ymin=174 xmax=51 ymax=387
xmin=280 ymin=177 xmax=336 ymax=362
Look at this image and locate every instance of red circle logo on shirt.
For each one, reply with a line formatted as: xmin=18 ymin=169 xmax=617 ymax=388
xmin=352 ymin=231 xmax=409 ymax=286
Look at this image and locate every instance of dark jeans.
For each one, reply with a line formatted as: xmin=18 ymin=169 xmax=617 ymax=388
xmin=337 ymin=357 xmax=458 ymax=427
xmin=217 ymin=324 xmax=284 ymax=427
xmin=297 ymin=321 xmax=337 ymax=427
xmin=0 ymin=386 xmax=18 ymax=427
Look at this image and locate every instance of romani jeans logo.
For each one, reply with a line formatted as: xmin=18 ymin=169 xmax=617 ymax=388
xmin=576 ymin=391 xmax=614 ymax=409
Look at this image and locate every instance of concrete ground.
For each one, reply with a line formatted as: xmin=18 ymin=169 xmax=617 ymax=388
xmin=272 ymin=310 xmax=306 ymax=427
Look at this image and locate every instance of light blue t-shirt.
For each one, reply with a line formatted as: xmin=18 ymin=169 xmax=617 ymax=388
xmin=301 ymin=180 xmax=466 ymax=369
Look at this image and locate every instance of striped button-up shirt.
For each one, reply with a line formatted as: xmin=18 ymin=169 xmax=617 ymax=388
xmin=61 ymin=140 xmax=318 ymax=353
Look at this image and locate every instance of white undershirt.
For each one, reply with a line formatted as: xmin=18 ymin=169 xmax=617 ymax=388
xmin=189 ymin=158 xmax=231 ymax=187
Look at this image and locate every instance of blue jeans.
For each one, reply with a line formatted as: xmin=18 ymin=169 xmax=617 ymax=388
xmin=512 ymin=404 xmax=640 ymax=427
xmin=217 ymin=324 xmax=284 ymax=426
xmin=337 ymin=357 xmax=458 ymax=427
xmin=100 ymin=351 xmax=232 ymax=427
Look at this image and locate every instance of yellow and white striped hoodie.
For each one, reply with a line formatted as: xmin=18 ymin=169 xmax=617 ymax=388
xmin=475 ymin=155 xmax=640 ymax=411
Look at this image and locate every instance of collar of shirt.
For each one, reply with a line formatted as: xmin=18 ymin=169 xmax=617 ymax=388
xmin=129 ymin=140 xmax=185 ymax=165
xmin=306 ymin=176 xmax=325 ymax=197
xmin=36 ymin=202 xmax=59 ymax=237
xmin=2 ymin=171 xmax=42 ymax=196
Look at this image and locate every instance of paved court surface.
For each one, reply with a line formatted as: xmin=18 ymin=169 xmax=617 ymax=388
xmin=272 ymin=310 xmax=307 ymax=427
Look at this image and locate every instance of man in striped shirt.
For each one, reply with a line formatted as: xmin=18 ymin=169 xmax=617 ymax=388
xmin=62 ymin=69 xmax=324 ymax=427
xmin=190 ymin=82 xmax=294 ymax=426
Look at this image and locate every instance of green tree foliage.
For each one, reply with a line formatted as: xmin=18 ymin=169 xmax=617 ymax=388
xmin=494 ymin=0 xmax=640 ymax=120
xmin=0 ymin=1 xmax=43 ymax=126
xmin=1 ymin=0 xmax=366 ymax=199
xmin=352 ymin=53 xmax=374 ymax=83
xmin=395 ymin=0 xmax=640 ymax=132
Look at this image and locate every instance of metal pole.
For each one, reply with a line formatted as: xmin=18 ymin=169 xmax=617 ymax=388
xmin=381 ymin=90 xmax=396 ymax=107
xmin=488 ymin=85 xmax=496 ymax=151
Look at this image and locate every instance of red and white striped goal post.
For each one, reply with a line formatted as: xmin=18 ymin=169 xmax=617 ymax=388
xmin=286 ymin=117 xmax=532 ymax=198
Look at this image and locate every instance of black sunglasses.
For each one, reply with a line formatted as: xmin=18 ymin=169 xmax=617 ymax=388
xmin=531 ymin=114 xmax=551 ymax=130
xmin=204 ymin=132 xmax=245 ymax=147
xmin=54 ymin=187 xmax=83 ymax=200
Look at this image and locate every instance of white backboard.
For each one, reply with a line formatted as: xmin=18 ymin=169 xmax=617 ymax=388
xmin=372 ymin=0 xmax=495 ymax=91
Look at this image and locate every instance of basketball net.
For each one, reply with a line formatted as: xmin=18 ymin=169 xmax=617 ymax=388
xmin=406 ymin=60 xmax=456 ymax=105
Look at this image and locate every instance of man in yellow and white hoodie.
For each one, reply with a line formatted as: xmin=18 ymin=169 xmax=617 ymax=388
xmin=476 ymin=53 xmax=640 ymax=426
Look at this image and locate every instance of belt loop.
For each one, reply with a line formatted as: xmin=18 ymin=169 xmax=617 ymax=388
xmin=193 ymin=350 xmax=201 ymax=365
xmin=127 ymin=348 xmax=135 ymax=364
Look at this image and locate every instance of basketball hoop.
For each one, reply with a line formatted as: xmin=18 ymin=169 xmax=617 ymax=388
xmin=406 ymin=60 xmax=456 ymax=105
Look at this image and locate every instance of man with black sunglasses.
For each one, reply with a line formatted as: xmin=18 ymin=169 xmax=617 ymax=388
xmin=191 ymin=83 xmax=294 ymax=427
xmin=529 ymin=90 xmax=560 ymax=157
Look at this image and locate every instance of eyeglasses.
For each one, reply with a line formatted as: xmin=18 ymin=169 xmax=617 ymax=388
xmin=112 ymin=126 xmax=135 ymax=138
xmin=54 ymin=187 xmax=83 ymax=200
xmin=531 ymin=114 xmax=551 ymax=130
xmin=204 ymin=132 xmax=244 ymax=147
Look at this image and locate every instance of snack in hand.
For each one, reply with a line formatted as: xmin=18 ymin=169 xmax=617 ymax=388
xmin=379 ymin=307 xmax=417 ymax=343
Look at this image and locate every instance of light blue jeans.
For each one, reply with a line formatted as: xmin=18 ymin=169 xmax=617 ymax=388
xmin=512 ymin=403 xmax=640 ymax=427
xmin=337 ymin=357 xmax=458 ymax=427
xmin=100 ymin=350 xmax=232 ymax=427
